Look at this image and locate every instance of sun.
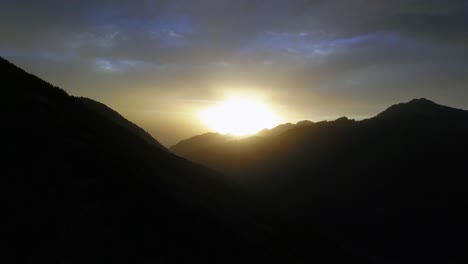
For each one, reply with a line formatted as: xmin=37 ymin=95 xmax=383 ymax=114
xmin=200 ymin=97 xmax=282 ymax=136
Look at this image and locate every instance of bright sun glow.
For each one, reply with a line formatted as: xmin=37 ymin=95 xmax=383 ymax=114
xmin=200 ymin=97 xmax=282 ymax=136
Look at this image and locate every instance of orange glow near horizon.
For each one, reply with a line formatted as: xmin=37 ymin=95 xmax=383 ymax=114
xmin=199 ymin=97 xmax=282 ymax=136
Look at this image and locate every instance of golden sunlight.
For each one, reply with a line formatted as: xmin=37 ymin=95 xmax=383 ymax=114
xmin=199 ymin=97 xmax=282 ymax=136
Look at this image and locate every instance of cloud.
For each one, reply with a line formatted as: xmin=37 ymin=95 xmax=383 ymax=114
xmin=1 ymin=0 xmax=467 ymax=144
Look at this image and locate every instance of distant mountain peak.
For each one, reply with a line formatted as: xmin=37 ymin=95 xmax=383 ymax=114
xmin=334 ymin=116 xmax=350 ymax=122
xmin=391 ymin=98 xmax=437 ymax=109
xmin=296 ymin=120 xmax=314 ymax=126
xmin=376 ymin=98 xmax=464 ymax=120
xmin=410 ymin=97 xmax=433 ymax=103
xmin=406 ymin=97 xmax=438 ymax=106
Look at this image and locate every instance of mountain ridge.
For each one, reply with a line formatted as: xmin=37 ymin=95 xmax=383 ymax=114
xmin=168 ymin=96 xmax=468 ymax=262
xmin=5 ymin=54 xmax=468 ymax=263
xmin=2 ymin=56 xmax=297 ymax=263
xmin=79 ymin=97 xmax=167 ymax=151
xmin=375 ymin=97 xmax=467 ymax=120
xmin=170 ymin=98 xmax=458 ymax=162
xmin=170 ymin=119 xmax=316 ymax=156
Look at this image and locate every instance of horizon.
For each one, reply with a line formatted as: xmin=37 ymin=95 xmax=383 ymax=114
xmin=2 ymin=1 xmax=468 ymax=145
xmin=2 ymin=54 xmax=458 ymax=147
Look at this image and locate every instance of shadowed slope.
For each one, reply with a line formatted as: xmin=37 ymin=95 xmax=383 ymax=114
xmin=170 ymin=132 xmax=236 ymax=157
xmin=2 ymin=56 xmax=372 ymax=264
xmin=79 ymin=97 xmax=167 ymax=151
xmin=1 ymin=57 xmax=273 ymax=263
xmin=170 ymin=120 xmax=315 ymax=166
xmin=171 ymin=98 xmax=468 ymax=263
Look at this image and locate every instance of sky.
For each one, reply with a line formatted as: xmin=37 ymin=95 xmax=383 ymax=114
xmin=1 ymin=0 xmax=468 ymax=146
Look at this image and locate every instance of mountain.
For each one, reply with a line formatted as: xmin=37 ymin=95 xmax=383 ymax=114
xmin=0 ymin=58 xmax=277 ymax=263
xmin=3 ymin=56 xmax=375 ymax=264
xmin=6 ymin=54 xmax=467 ymax=263
xmin=171 ymin=98 xmax=468 ymax=263
xmin=170 ymin=132 xmax=237 ymax=157
xmin=79 ymin=97 xmax=167 ymax=151
xmin=170 ymin=119 xmax=315 ymax=162
xmin=257 ymin=122 xmax=296 ymax=136
xmin=258 ymin=120 xmax=315 ymax=136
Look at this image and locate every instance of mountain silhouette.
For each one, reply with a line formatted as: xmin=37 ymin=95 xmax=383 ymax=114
xmin=170 ymin=120 xmax=315 ymax=162
xmin=5 ymin=54 xmax=468 ymax=263
xmin=171 ymin=98 xmax=468 ymax=263
xmin=170 ymin=132 xmax=237 ymax=157
xmin=79 ymin=97 xmax=167 ymax=151
xmin=2 ymin=56 xmax=376 ymax=264
xmin=257 ymin=122 xmax=296 ymax=136
xmin=0 ymin=57 xmax=282 ymax=263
